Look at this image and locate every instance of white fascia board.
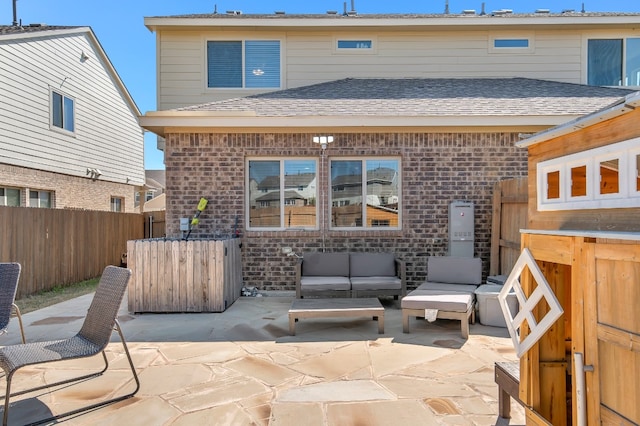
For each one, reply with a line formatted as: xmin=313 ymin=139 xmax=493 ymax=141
xmin=144 ymin=15 xmax=640 ymax=31
xmin=516 ymin=91 xmax=640 ymax=148
xmin=139 ymin=112 xmax=576 ymax=136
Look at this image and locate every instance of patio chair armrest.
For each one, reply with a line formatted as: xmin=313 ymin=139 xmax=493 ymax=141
xmin=395 ymin=258 xmax=407 ymax=297
xmin=295 ymin=258 xmax=303 ymax=298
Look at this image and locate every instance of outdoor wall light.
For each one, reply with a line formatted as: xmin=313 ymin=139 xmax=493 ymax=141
xmin=313 ymin=135 xmax=334 ymax=150
xmin=86 ymin=167 xmax=102 ymax=180
xmin=80 ymin=51 xmax=89 ymax=62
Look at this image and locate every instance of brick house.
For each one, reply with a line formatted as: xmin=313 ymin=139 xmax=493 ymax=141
xmin=139 ymin=11 xmax=639 ymax=290
xmin=0 ymin=25 xmax=144 ymax=212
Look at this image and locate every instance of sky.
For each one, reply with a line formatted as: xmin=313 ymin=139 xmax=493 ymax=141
xmin=4 ymin=0 xmax=640 ymax=170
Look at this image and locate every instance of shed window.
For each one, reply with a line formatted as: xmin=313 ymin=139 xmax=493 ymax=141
xmin=207 ymin=40 xmax=280 ymax=88
xmin=537 ymin=138 xmax=640 ymax=210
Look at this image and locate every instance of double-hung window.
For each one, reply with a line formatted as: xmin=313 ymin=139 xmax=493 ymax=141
xmin=588 ymin=37 xmax=640 ymax=86
xmin=207 ymin=40 xmax=281 ymax=88
xmin=0 ymin=187 xmax=20 ymax=206
xmin=330 ymin=158 xmax=400 ymax=229
xmin=51 ymin=89 xmax=75 ymax=132
xmin=247 ymin=159 xmax=317 ymax=230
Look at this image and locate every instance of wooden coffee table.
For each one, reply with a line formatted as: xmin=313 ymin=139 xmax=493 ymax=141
xmin=288 ymin=298 xmax=385 ymax=335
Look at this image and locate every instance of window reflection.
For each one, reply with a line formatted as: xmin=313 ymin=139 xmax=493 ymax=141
xmin=331 ymin=159 xmax=399 ymax=228
xmin=570 ymin=165 xmax=587 ymax=197
xmin=248 ymin=160 xmax=316 ymax=228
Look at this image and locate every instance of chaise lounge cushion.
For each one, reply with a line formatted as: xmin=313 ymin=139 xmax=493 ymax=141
xmin=401 ymin=290 xmax=473 ymax=312
xmin=416 ymin=282 xmax=478 ymax=294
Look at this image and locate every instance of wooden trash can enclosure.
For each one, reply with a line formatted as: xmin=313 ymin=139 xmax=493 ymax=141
xmin=127 ymin=238 xmax=243 ymax=313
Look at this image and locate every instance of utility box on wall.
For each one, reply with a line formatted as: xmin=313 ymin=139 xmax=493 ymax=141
xmin=449 ymin=200 xmax=474 ymax=257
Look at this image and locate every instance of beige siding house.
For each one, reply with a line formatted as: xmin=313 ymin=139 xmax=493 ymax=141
xmin=140 ymin=11 xmax=640 ymax=290
xmin=0 ymin=25 xmax=144 ymax=212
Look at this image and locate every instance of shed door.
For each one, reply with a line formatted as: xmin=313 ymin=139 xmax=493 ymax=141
xmin=585 ymin=242 xmax=640 ymax=424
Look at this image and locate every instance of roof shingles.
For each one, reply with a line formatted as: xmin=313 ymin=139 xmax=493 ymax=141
xmin=177 ymin=78 xmax=633 ymax=117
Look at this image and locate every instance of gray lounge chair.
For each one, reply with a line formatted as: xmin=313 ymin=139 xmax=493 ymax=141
xmin=0 ymin=263 xmax=25 ymax=344
xmin=0 ymin=265 xmax=139 ymax=426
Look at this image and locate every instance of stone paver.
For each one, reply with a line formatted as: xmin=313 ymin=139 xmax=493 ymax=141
xmin=0 ymin=294 xmax=526 ymax=425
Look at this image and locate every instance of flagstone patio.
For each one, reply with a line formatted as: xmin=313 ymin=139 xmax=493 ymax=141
xmin=1 ymin=294 xmax=525 ymax=425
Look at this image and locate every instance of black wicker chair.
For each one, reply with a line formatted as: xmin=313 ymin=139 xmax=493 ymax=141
xmin=0 ymin=263 xmax=25 ymax=344
xmin=0 ymin=265 xmax=139 ymax=426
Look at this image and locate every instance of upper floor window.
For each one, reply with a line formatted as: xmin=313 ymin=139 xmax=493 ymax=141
xmin=588 ymin=37 xmax=640 ymax=86
xmin=247 ymin=158 xmax=317 ymax=230
xmin=207 ymin=40 xmax=280 ymax=89
xmin=337 ymin=40 xmax=372 ymax=49
xmin=330 ymin=158 xmax=400 ymax=229
xmin=51 ymin=89 xmax=75 ymax=133
xmin=489 ymin=34 xmax=534 ymax=53
xmin=111 ymin=197 xmax=123 ymax=212
xmin=29 ymin=190 xmax=52 ymax=208
xmin=0 ymin=187 xmax=20 ymax=206
xmin=537 ymin=137 xmax=640 ymax=211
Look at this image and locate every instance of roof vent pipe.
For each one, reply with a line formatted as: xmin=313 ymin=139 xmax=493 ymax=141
xmin=444 ymin=0 xmax=450 ymax=14
xmin=581 ymin=2 xmax=585 ymax=13
xmin=351 ymin=0 xmax=356 ymax=12
xmin=343 ymin=2 xmax=347 ymax=16
xmin=12 ymin=0 xmax=18 ymax=26
xmin=480 ymin=2 xmax=486 ymax=15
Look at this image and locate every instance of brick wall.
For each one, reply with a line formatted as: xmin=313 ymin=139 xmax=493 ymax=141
xmin=0 ymin=163 xmax=136 ymax=212
xmin=164 ymin=132 xmax=527 ymax=290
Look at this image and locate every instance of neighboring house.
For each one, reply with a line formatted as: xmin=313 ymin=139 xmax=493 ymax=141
xmin=137 ymin=169 xmax=166 ymax=211
xmin=0 ymin=24 xmax=144 ymax=212
xmin=140 ymin=11 xmax=640 ymax=290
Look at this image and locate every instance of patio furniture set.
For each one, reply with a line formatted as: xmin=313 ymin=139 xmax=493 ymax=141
xmin=292 ymin=252 xmax=484 ymax=339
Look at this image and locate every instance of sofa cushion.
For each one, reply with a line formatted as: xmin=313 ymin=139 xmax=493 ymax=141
xmin=416 ymin=281 xmax=478 ymax=295
xmin=350 ymin=252 xmax=396 ymax=277
xmin=427 ymin=256 xmax=482 ymax=285
xmin=302 ymin=252 xmax=349 ymax=277
xmin=401 ymin=289 xmax=473 ymax=312
xmin=350 ymin=276 xmax=402 ymax=291
xmin=300 ymin=276 xmax=351 ymax=292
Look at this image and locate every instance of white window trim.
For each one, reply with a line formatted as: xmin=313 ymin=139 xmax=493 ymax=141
xmin=49 ymin=87 xmax=76 ymax=136
xmin=488 ymin=32 xmax=534 ymax=54
xmin=203 ymin=37 xmax=284 ymax=91
xmin=537 ymin=137 xmax=640 ymax=211
xmin=246 ymin=157 xmax=318 ymax=231
xmin=329 ymin=157 xmax=401 ymax=231
xmin=333 ymin=36 xmax=377 ymax=55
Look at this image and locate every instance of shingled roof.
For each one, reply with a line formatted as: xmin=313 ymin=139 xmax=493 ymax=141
xmin=0 ymin=24 xmax=79 ymax=35
xmin=177 ymin=78 xmax=633 ymax=118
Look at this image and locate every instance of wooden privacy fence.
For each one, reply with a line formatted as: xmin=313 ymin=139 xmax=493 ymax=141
xmin=0 ymin=206 xmax=144 ymax=299
xmin=490 ymin=177 xmax=528 ymax=276
xmin=127 ymin=238 xmax=243 ymax=313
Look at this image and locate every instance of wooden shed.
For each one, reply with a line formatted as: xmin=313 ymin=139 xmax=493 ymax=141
xmin=512 ymin=91 xmax=640 ymax=425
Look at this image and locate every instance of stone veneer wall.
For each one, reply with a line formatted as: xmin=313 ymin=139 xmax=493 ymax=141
xmin=0 ymin=163 xmax=136 ymax=212
xmin=164 ymin=132 xmax=527 ymax=291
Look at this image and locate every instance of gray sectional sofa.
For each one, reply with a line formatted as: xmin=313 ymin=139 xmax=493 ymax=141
xmin=295 ymin=252 xmax=406 ymax=299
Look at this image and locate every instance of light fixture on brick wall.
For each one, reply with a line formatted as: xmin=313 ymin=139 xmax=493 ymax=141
xmin=312 ymin=135 xmax=334 ymax=151
xmin=86 ymin=167 xmax=102 ymax=181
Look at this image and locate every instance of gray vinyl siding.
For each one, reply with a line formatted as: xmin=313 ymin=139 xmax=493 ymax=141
xmin=0 ymin=31 xmax=143 ymax=185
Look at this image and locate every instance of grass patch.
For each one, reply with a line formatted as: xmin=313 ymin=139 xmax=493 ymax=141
xmin=15 ymin=277 xmax=100 ymax=314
